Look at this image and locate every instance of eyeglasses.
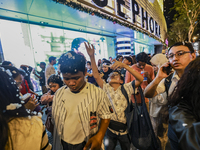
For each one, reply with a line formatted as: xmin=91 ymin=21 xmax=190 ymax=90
xmin=168 ymin=51 xmax=191 ymax=59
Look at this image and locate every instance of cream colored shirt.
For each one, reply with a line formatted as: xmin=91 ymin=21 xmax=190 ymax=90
xmin=5 ymin=116 xmax=51 ymax=150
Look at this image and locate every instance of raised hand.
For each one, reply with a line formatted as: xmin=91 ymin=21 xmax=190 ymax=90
xmin=24 ymin=95 xmax=39 ymax=111
xmin=84 ymin=42 xmax=95 ymax=57
xmin=110 ymin=59 xmax=125 ymax=70
xmin=157 ymin=62 xmax=171 ymax=79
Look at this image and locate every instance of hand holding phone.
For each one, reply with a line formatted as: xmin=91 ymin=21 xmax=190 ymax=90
xmin=163 ymin=64 xmax=172 ymax=75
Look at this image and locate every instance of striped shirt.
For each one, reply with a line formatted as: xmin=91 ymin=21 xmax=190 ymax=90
xmin=52 ymin=82 xmax=111 ymax=150
xmin=103 ymin=81 xmax=134 ymax=135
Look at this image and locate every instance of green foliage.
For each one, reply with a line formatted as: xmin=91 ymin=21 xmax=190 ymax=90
xmin=168 ymin=0 xmax=200 ymax=43
xmin=168 ymin=16 xmax=189 ymax=46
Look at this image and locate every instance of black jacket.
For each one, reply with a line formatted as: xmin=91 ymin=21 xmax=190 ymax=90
xmin=169 ymin=101 xmax=200 ymax=150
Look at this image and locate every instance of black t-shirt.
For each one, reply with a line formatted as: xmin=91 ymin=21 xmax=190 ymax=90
xmin=39 ymin=69 xmax=46 ymax=86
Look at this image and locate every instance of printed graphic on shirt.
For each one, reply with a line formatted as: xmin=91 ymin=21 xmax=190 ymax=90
xmin=90 ymin=111 xmax=97 ymax=130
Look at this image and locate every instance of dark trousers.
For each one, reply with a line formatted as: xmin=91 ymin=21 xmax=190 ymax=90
xmin=105 ymin=129 xmax=131 ymax=150
xmin=61 ymin=139 xmax=86 ymax=150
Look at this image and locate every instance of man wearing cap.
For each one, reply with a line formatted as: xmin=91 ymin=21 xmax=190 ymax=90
xmin=45 ymin=56 xmax=56 ymax=89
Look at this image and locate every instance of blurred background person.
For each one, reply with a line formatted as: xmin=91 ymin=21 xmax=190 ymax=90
xmin=121 ymin=56 xmax=133 ymax=82
xmin=0 ymin=67 xmax=51 ymax=150
xmin=86 ymin=61 xmax=96 ymax=85
xmin=45 ymin=56 xmax=56 ymax=89
xmin=149 ymin=53 xmax=170 ymax=150
xmin=2 ymin=60 xmax=13 ymax=66
xmin=33 ymin=62 xmax=47 ymax=94
xmin=20 ymin=64 xmax=34 ymax=91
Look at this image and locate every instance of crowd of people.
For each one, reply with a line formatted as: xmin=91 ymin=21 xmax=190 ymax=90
xmin=0 ymin=41 xmax=200 ymax=150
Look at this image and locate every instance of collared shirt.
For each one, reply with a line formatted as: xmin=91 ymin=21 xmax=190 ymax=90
xmin=156 ymin=71 xmax=180 ymax=96
xmin=103 ymin=81 xmax=134 ymax=135
xmin=52 ymin=82 xmax=111 ymax=149
xmin=45 ymin=64 xmax=56 ymax=88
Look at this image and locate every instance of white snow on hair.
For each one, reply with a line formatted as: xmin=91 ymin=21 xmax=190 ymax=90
xmin=6 ymin=103 xmax=22 ymax=110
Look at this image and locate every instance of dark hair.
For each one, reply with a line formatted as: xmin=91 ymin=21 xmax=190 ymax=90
xmin=18 ymin=68 xmax=27 ymax=77
xmin=135 ymin=52 xmax=148 ymax=63
xmin=2 ymin=61 xmax=12 ymax=66
xmin=40 ymin=62 xmax=46 ymax=66
xmin=116 ymin=55 xmax=123 ymax=61
xmin=131 ymin=55 xmax=137 ymax=64
xmin=97 ymin=59 xmax=101 ymax=67
xmin=58 ymin=51 xmax=86 ymax=74
xmin=0 ymin=67 xmax=29 ymax=150
xmin=71 ymin=38 xmax=87 ymax=51
xmin=49 ymin=56 xmax=56 ymax=63
xmin=168 ymin=42 xmax=195 ymax=53
xmin=168 ymin=57 xmax=200 ymax=118
xmin=0 ymin=66 xmax=21 ymax=79
xmin=124 ymin=56 xmax=133 ymax=65
xmin=47 ymin=74 xmax=63 ymax=88
xmin=102 ymin=60 xmax=111 ymax=66
xmin=87 ymin=61 xmax=91 ymax=65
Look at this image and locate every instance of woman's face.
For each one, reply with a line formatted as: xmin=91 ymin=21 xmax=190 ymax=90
xmin=15 ymin=74 xmax=23 ymax=91
xmin=49 ymin=82 xmax=60 ymax=93
xmin=102 ymin=65 xmax=109 ymax=73
xmin=151 ymin=63 xmax=158 ymax=72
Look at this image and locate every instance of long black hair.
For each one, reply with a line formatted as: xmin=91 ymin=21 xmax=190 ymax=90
xmin=168 ymin=57 xmax=200 ymax=119
xmin=0 ymin=67 xmax=29 ymax=150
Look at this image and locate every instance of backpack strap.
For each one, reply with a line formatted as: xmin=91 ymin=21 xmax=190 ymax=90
xmin=164 ymin=73 xmax=173 ymax=97
xmin=121 ymin=80 xmax=135 ymax=105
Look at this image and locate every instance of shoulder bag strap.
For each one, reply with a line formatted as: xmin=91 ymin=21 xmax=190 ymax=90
xmin=164 ymin=73 xmax=173 ymax=97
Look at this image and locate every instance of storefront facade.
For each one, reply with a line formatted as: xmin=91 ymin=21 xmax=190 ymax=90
xmin=0 ymin=0 xmax=167 ymax=67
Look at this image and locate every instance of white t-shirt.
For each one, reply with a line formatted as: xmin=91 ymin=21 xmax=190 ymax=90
xmin=53 ymin=82 xmax=111 ymax=145
xmin=103 ymin=81 xmax=134 ymax=135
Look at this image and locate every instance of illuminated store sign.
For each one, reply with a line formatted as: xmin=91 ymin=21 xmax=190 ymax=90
xmin=92 ymin=0 xmax=161 ymax=37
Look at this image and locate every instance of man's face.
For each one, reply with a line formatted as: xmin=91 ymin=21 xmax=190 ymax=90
xmin=40 ymin=64 xmax=45 ymax=69
xmin=62 ymin=70 xmax=86 ymax=92
xmin=53 ymin=59 xmax=57 ymax=65
xmin=107 ymin=72 xmax=123 ymax=84
xmin=137 ymin=61 xmax=146 ymax=69
xmin=168 ymin=46 xmax=196 ymax=71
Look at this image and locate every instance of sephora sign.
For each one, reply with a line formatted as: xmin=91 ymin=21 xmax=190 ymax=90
xmin=92 ymin=0 xmax=161 ymax=37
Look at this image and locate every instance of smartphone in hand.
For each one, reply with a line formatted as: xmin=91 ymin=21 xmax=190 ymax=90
xmin=163 ymin=64 xmax=172 ymax=75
